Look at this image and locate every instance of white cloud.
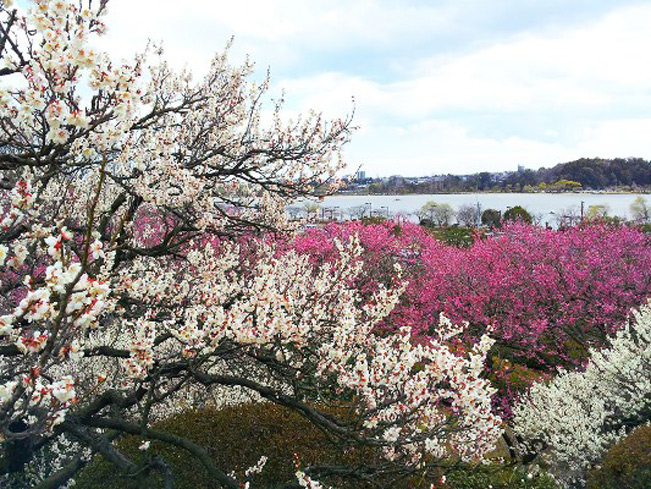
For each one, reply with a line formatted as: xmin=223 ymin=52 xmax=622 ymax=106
xmin=273 ymin=3 xmax=651 ymax=174
xmin=345 ymin=117 xmax=651 ymax=176
xmin=92 ymin=0 xmax=651 ymax=176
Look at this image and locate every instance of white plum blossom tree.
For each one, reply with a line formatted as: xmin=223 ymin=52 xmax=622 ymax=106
xmin=513 ymin=301 xmax=651 ymax=488
xmin=0 ymin=1 xmax=502 ymax=487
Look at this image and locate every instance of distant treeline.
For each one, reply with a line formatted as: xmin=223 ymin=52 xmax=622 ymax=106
xmin=352 ymin=157 xmax=651 ymax=194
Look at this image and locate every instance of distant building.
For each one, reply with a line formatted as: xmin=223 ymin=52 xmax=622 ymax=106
xmin=517 ymin=164 xmax=525 ymax=174
xmin=356 ymin=170 xmax=366 ymax=181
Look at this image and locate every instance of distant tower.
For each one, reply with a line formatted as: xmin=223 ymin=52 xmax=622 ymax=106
xmin=517 ymin=164 xmax=525 ymax=174
xmin=356 ymin=170 xmax=366 ymax=181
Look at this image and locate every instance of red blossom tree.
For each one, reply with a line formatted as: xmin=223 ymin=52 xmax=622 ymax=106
xmin=290 ymin=221 xmax=651 ymax=415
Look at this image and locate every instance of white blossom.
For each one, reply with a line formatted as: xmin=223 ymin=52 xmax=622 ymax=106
xmin=0 ymin=1 xmax=497 ymax=486
xmin=514 ymin=301 xmax=651 ymax=487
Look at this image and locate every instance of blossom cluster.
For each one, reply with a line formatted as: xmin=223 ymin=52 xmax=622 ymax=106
xmin=513 ymin=301 xmax=651 ymax=487
xmin=291 ymin=221 xmax=651 ymax=414
xmin=0 ymin=1 xmax=501 ymax=486
xmin=116 ymin=235 xmax=502 ymax=464
xmin=0 ymin=179 xmax=114 ymax=438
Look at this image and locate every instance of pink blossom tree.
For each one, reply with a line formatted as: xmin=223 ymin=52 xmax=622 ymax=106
xmin=416 ymin=223 xmax=651 ymax=369
xmin=291 ymin=221 xmax=651 ymax=416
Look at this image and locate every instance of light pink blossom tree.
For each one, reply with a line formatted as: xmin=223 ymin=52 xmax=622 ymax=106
xmin=0 ymin=2 xmax=501 ymax=487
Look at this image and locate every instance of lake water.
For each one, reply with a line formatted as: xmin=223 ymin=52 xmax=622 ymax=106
xmin=295 ymin=193 xmax=648 ymax=223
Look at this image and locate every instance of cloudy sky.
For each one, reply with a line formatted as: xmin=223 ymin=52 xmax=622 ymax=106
xmin=97 ymin=0 xmax=651 ymax=176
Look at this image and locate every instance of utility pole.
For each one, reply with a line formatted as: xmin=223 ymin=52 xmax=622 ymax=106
xmin=476 ymin=200 xmax=482 ymax=226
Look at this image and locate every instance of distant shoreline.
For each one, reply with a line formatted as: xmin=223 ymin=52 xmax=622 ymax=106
xmin=336 ymin=189 xmax=650 ymax=196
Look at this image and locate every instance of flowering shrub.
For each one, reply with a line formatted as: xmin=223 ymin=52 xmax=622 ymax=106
xmin=293 ymin=222 xmax=651 ymax=368
xmin=291 ymin=220 xmax=441 ymax=294
xmin=0 ymin=2 xmax=501 ymax=487
xmin=415 ymin=223 xmax=651 ymax=369
xmin=292 ymin=221 xmax=651 ymax=415
xmin=513 ymin=301 xmax=651 ymax=487
xmin=294 ymin=222 xmax=651 ymax=369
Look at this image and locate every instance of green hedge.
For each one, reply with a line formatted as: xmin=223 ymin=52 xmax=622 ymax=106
xmin=445 ymin=465 xmax=557 ymax=489
xmin=76 ymin=402 xmax=557 ymax=489
xmin=76 ymin=402 xmax=378 ymax=489
xmin=423 ymin=225 xmax=478 ymax=248
xmin=587 ymin=424 xmax=651 ymax=489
